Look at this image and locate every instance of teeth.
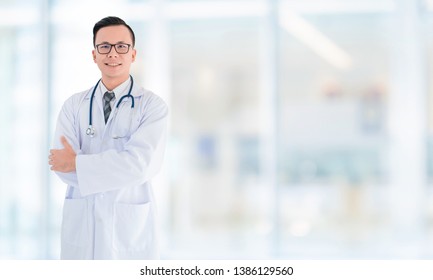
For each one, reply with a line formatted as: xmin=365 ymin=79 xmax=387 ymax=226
xmin=107 ymin=63 xmax=120 ymax=66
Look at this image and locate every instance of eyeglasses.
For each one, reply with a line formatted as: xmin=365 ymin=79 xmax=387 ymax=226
xmin=95 ymin=43 xmax=131 ymax=54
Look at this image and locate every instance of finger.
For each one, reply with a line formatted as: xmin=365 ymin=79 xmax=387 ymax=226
xmin=61 ymin=136 xmax=73 ymax=150
xmin=50 ymin=149 xmax=61 ymax=155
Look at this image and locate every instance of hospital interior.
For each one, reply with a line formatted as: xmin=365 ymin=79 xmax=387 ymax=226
xmin=2 ymin=0 xmax=433 ymax=259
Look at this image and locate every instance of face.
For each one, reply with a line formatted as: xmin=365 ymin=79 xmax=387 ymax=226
xmin=92 ymin=25 xmax=136 ymax=84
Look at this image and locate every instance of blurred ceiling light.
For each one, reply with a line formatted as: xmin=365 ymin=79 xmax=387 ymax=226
xmin=426 ymin=0 xmax=433 ymax=10
xmin=167 ymin=1 xmax=267 ymax=19
xmin=279 ymin=10 xmax=353 ymax=70
xmin=281 ymin=0 xmax=395 ymax=14
xmin=0 ymin=8 xmax=38 ymax=26
xmin=51 ymin=4 xmax=154 ymax=24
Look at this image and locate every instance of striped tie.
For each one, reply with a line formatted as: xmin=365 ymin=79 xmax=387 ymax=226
xmin=103 ymin=91 xmax=115 ymax=123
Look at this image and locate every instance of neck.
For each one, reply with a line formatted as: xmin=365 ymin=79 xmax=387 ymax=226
xmin=101 ymin=75 xmax=130 ymax=91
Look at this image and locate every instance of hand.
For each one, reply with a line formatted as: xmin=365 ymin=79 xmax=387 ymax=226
xmin=48 ymin=136 xmax=76 ymax=172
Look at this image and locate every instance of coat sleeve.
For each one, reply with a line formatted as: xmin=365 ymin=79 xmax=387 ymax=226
xmin=75 ymin=95 xmax=168 ymax=196
xmin=52 ymin=95 xmax=83 ymax=187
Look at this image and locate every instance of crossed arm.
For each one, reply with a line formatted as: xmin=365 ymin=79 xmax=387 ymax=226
xmin=48 ymin=136 xmax=76 ymax=173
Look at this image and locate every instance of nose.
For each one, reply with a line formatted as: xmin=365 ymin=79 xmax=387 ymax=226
xmin=107 ymin=46 xmax=118 ymax=58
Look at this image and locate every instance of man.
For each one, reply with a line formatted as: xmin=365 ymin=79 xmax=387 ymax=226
xmin=48 ymin=16 xmax=168 ymax=259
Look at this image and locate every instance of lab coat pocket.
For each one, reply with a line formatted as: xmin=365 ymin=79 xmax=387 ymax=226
xmin=61 ymin=198 xmax=89 ymax=247
xmin=112 ymin=202 xmax=151 ymax=252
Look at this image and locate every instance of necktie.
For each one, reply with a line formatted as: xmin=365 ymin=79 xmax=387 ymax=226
xmin=103 ymin=91 xmax=115 ymax=123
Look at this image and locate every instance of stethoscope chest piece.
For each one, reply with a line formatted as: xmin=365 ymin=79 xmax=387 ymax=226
xmin=86 ymin=125 xmax=95 ymax=137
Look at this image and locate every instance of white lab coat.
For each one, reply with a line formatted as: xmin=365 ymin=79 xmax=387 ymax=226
xmin=52 ymin=79 xmax=168 ymax=259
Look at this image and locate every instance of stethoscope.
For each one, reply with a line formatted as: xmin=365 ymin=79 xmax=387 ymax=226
xmin=86 ymin=75 xmax=135 ymax=138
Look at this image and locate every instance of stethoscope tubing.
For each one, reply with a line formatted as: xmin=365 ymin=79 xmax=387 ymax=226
xmin=86 ymin=75 xmax=135 ymax=137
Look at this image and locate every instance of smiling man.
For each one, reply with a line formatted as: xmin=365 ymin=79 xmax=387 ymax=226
xmin=92 ymin=19 xmax=136 ymax=90
xmin=48 ymin=16 xmax=168 ymax=259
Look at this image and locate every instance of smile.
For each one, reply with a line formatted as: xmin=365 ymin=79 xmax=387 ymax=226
xmin=105 ymin=63 xmax=122 ymax=67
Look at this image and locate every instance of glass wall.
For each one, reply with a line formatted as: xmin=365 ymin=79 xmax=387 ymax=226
xmin=0 ymin=0 xmax=47 ymax=259
xmin=1 ymin=0 xmax=433 ymax=259
xmin=168 ymin=18 xmax=269 ymax=258
xmin=277 ymin=10 xmax=391 ymax=258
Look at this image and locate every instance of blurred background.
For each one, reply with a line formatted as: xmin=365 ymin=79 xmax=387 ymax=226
xmin=1 ymin=0 xmax=433 ymax=259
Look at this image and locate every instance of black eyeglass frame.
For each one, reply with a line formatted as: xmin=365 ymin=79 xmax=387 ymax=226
xmin=95 ymin=43 xmax=132 ymax=54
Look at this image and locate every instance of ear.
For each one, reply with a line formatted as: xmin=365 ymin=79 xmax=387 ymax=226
xmin=92 ymin=49 xmax=97 ymax=63
xmin=131 ymin=49 xmax=137 ymax=63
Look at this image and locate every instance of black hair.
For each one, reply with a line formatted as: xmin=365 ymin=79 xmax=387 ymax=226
xmin=93 ymin=16 xmax=135 ymax=47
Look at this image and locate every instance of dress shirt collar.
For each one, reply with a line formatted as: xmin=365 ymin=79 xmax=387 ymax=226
xmin=99 ymin=76 xmax=132 ymax=100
